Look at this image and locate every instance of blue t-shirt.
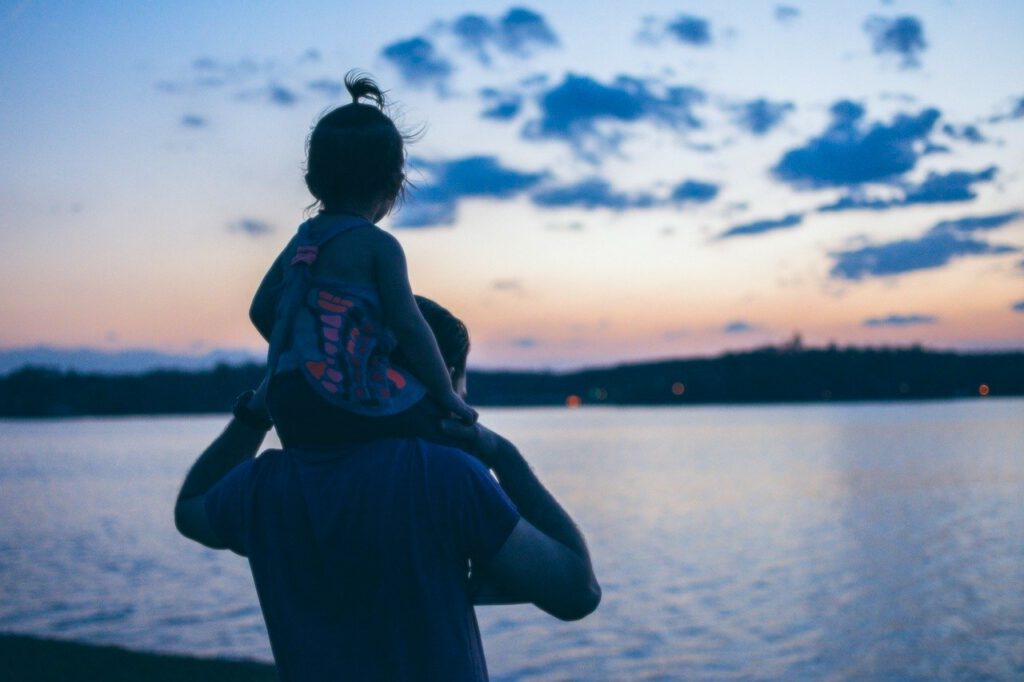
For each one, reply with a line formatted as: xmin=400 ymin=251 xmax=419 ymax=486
xmin=205 ymin=437 xmax=520 ymax=681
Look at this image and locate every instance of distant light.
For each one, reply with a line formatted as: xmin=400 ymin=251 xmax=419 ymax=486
xmin=671 ymin=382 xmax=685 ymax=396
xmin=588 ymin=387 xmax=608 ymax=400
xmin=978 ymin=384 xmax=990 ymax=396
xmin=566 ymin=394 xmax=582 ymax=408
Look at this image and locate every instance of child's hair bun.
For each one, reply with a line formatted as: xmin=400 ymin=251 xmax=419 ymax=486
xmin=345 ymin=71 xmax=386 ymax=109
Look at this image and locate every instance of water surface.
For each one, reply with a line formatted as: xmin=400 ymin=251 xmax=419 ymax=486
xmin=1 ymin=400 xmax=1022 ymax=679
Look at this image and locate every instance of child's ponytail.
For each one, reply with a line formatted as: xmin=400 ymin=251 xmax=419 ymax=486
xmin=344 ymin=72 xmax=386 ymax=109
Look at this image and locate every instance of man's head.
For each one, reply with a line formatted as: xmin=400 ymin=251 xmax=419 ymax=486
xmin=413 ymin=296 xmax=470 ymax=397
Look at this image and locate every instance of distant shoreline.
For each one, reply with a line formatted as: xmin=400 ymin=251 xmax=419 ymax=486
xmin=1 ymin=346 xmax=1022 ymax=417
xmin=0 ymin=633 xmax=274 ymax=681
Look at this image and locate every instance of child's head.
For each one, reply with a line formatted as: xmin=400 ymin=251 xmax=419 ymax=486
xmin=304 ymin=72 xmax=409 ymax=217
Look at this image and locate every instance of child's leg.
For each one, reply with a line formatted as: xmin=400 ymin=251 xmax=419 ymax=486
xmin=268 ymin=371 xmax=464 ymax=450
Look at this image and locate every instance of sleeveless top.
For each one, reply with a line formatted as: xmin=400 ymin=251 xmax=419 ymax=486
xmin=265 ymin=213 xmax=427 ymax=416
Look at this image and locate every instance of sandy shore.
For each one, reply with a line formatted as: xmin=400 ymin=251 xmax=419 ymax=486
xmin=0 ymin=633 xmax=276 ymax=681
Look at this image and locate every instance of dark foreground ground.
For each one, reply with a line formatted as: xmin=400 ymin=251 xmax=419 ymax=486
xmin=0 ymin=634 xmax=275 ymax=681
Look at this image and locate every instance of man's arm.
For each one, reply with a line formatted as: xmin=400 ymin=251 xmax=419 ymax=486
xmin=441 ymin=420 xmax=601 ymax=621
xmin=174 ymin=384 xmax=273 ymax=549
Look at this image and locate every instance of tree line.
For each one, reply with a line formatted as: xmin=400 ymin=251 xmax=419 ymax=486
xmin=0 ymin=346 xmax=1021 ymax=417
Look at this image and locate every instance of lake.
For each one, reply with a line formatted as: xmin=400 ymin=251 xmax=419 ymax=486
xmin=1 ymin=400 xmax=1022 ymax=680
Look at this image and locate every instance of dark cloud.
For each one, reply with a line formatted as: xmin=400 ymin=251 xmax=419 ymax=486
xmin=1012 ymin=300 xmax=1024 ymax=312
xmin=719 ymin=213 xmax=803 ymax=239
xmin=864 ymin=15 xmax=927 ymax=68
xmin=732 ymin=98 xmax=794 ymax=135
xmin=863 ymin=314 xmax=937 ymax=327
xmin=267 ymin=84 xmax=298 ymax=106
xmin=772 ymin=100 xmax=940 ymax=188
xmin=510 ymin=337 xmax=539 ymax=348
xmin=523 ymin=73 xmax=704 ymax=158
xmin=531 ymin=178 xmax=658 ymax=211
xmin=498 ymin=7 xmax=559 ymax=53
xmin=901 ymin=167 xmax=997 ymax=204
xmin=932 ymin=211 xmax=1023 ymax=233
xmin=180 ymin=114 xmax=207 ymax=129
xmin=394 ymin=156 xmax=546 ymax=227
xmin=229 ymin=218 xmax=273 ymax=237
xmin=480 ymin=87 xmax=523 ymax=120
xmin=381 ymin=37 xmax=452 ymax=87
xmin=723 ymin=321 xmax=757 ymax=334
xmin=307 ymin=79 xmax=345 ymax=97
xmin=666 ymin=15 xmax=712 ymax=46
xmin=941 ymin=123 xmax=986 ymax=144
xmin=450 ymin=7 xmax=558 ymax=64
xmin=775 ymin=6 xmax=800 ymax=22
xmin=830 ymin=211 xmax=1022 ymax=280
xmin=670 ymin=179 xmax=719 ymax=204
xmin=818 ymin=167 xmax=998 ymax=212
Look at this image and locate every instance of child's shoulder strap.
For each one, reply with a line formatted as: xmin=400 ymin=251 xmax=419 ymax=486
xmin=291 ymin=213 xmax=371 ymax=266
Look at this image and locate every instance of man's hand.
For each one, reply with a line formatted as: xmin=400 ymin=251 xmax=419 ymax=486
xmin=439 ymin=419 xmax=505 ymax=469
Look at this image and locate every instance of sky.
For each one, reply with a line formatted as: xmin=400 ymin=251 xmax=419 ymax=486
xmin=1 ymin=0 xmax=1022 ymax=370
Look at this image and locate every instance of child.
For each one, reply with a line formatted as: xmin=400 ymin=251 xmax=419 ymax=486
xmin=250 ymin=72 xmax=477 ymax=448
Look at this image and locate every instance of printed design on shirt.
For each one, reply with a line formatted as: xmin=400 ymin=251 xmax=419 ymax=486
xmin=303 ymin=288 xmax=412 ymax=408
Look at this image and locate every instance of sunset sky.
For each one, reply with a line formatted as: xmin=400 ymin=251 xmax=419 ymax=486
xmin=1 ymin=0 xmax=1022 ymax=369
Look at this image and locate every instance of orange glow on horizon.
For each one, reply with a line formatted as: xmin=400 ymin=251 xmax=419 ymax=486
xmin=565 ymin=395 xmax=582 ymax=408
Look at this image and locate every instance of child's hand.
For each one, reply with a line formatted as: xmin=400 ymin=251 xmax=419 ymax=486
xmin=442 ymin=391 xmax=478 ymax=425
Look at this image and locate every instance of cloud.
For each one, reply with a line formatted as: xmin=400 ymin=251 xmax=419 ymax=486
xmin=381 ymin=36 xmax=452 ymax=87
xmin=666 ymin=15 xmax=712 ymax=46
xmin=496 ymin=7 xmax=559 ymax=54
xmin=732 ymin=98 xmax=795 ymax=136
xmin=509 ymin=336 xmax=539 ymax=348
xmin=1013 ymin=301 xmax=1024 ymax=313
xmin=723 ymin=321 xmax=757 ymax=334
xmin=829 ymin=211 xmax=1022 ymax=280
xmin=394 ymin=156 xmax=546 ymax=227
xmin=988 ymin=95 xmax=1024 ymax=124
xmin=480 ymin=87 xmax=523 ymax=120
xmin=863 ymin=314 xmax=937 ymax=327
xmin=267 ymin=84 xmax=298 ymax=106
xmin=523 ymin=73 xmax=704 ymax=159
xmin=180 ymin=114 xmax=207 ymax=129
xmin=491 ymin=278 xmax=523 ymax=292
xmin=452 ymin=7 xmax=558 ymax=63
xmin=228 ymin=218 xmax=273 ymax=237
xmin=775 ymin=6 xmax=800 ymax=22
xmin=718 ymin=213 xmax=803 ymax=239
xmin=941 ymin=123 xmax=986 ymax=144
xmin=932 ymin=211 xmax=1023 ymax=233
xmin=818 ymin=166 xmax=998 ymax=212
xmin=531 ymin=178 xmax=658 ymax=210
xmin=670 ymin=179 xmax=719 ymax=204
xmin=772 ymin=100 xmax=940 ymax=188
xmin=864 ymin=15 xmax=927 ymax=68
xmin=307 ymin=79 xmax=345 ymax=97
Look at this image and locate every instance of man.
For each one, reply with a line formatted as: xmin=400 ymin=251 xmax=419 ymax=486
xmin=174 ymin=298 xmax=601 ymax=681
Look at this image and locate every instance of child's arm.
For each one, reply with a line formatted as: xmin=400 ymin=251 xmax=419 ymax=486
xmin=374 ymin=232 xmax=477 ymax=424
xmin=250 ymin=248 xmax=290 ymax=343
